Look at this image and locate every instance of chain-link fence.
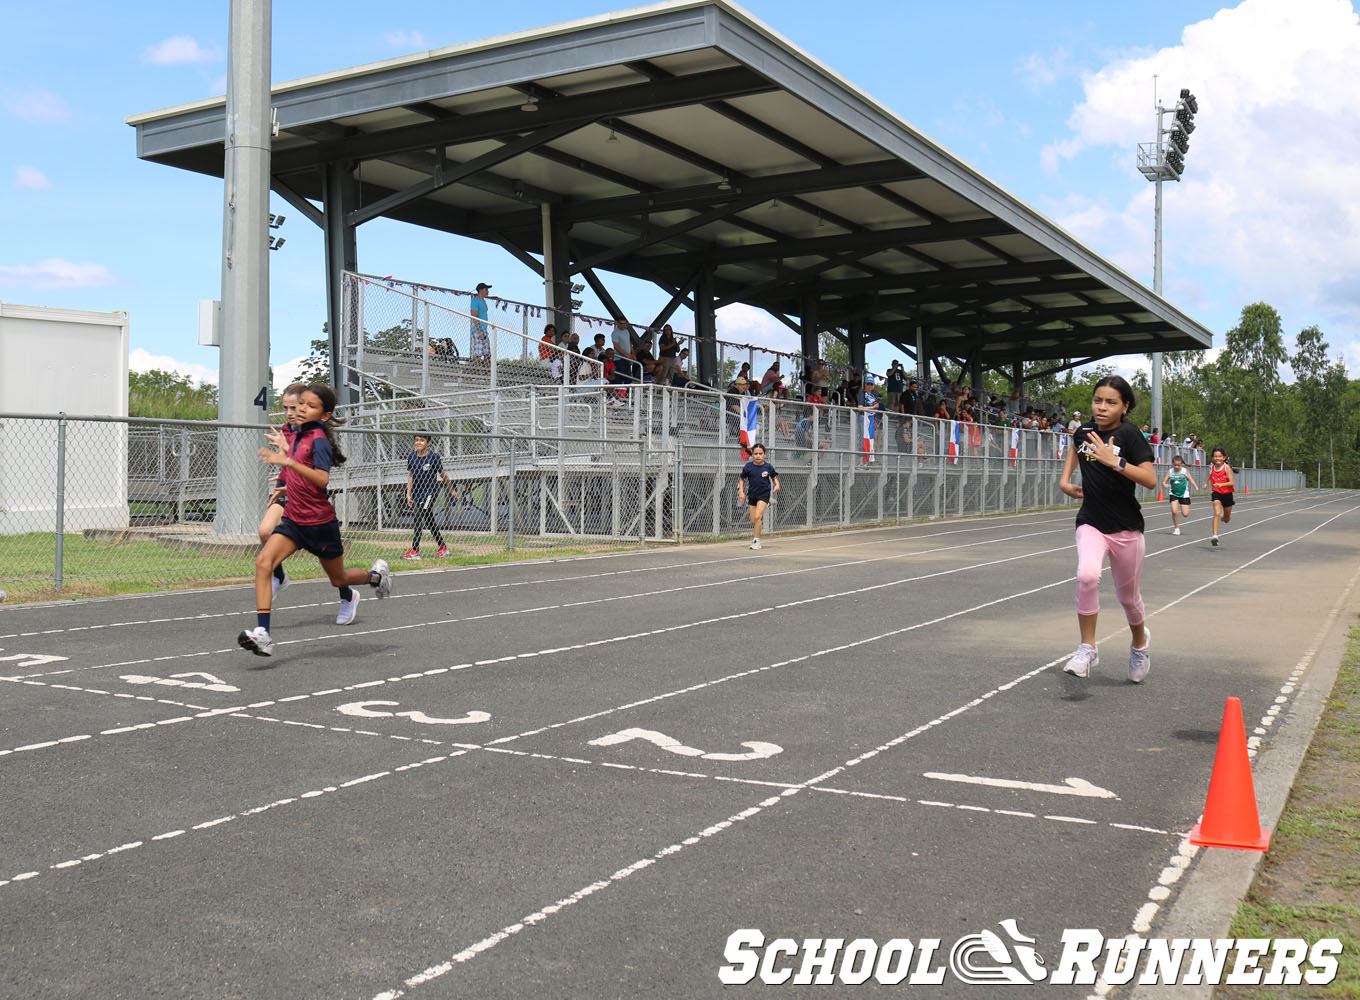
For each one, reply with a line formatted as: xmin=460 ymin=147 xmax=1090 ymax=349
xmin=0 ymin=407 xmax=1308 ymax=603
xmin=0 ymin=414 xmax=651 ymax=603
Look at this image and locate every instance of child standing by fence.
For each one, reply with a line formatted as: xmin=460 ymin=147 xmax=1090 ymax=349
xmin=1057 ymin=375 xmax=1158 ymax=683
xmin=403 ymin=432 xmax=458 ymax=560
xmin=238 ymin=384 xmax=392 ymax=657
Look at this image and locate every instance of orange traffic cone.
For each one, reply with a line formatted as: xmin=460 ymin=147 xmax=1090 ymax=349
xmin=1189 ymin=697 xmax=1270 ymax=851
xmin=1243 ymin=483 xmax=1249 ymax=495
xmin=1156 ymin=489 xmax=1164 ymax=502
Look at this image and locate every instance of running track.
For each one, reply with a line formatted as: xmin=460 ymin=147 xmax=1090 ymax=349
xmin=2 ymin=489 xmax=1358 ymax=999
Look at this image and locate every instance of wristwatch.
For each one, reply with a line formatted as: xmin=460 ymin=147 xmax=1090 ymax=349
xmin=1117 ymin=458 xmax=1127 ymax=471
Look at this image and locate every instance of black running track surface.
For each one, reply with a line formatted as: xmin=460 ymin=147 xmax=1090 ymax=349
xmin=2 ymin=490 xmax=1358 ymax=999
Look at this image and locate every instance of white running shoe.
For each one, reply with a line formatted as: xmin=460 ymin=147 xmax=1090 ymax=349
xmin=1063 ymin=643 xmax=1098 ymax=678
xmin=1129 ymin=626 xmax=1151 ymax=684
xmin=371 ymin=559 xmax=393 ymax=599
xmin=238 ymin=626 xmax=274 ymax=657
xmin=1173 ymin=527 xmax=1181 ymax=536
xmin=271 ymin=566 xmax=290 ymax=598
xmin=336 ymin=590 xmax=360 ymax=626
xmin=749 ymin=538 xmax=762 ymax=550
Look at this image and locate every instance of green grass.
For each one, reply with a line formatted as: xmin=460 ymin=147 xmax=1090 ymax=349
xmin=0 ymin=531 xmax=626 ymax=604
xmin=1218 ymin=622 xmax=1360 ymax=999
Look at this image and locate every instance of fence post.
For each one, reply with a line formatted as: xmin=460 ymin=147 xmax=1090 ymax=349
xmin=639 ymin=439 xmax=648 ymax=547
xmin=55 ymin=413 xmax=67 ymax=589
xmin=675 ymin=441 xmax=685 ymax=544
xmin=507 ymin=442 xmax=516 ymax=552
xmin=178 ymin=427 xmax=190 ymax=524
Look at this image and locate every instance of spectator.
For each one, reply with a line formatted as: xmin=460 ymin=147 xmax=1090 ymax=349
xmin=592 ymin=332 xmax=607 ymax=356
xmin=727 ymin=374 xmax=750 ymax=395
xmin=575 ymin=347 xmax=605 ymax=394
xmin=904 ymin=378 xmax=920 ymax=416
xmin=656 ymin=323 xmax=681 ymax=385
xmin=538 ymin=323 xmax=558 ymax=362
xmin=564 ymin=330 xmax=582 ymax=384
xmin=933 ymin=399 xmax=950 ymax=420
xmin=635 ymin=334 xmax=658 ymax=383
xmin=470 ymin=282 xmax=492 ymax=363
xmin=859 ymin=376 xmax=881 ymax=409
xmin=809 ymin=358 xmax=833 ymax=395
xmin=794 ymin=413 xmax=829 ymax=453
xmin=671 ymin=347 xmax=692 ymax=387
xmin=885 ymin=361 xmax=906 ymax=412
xmin=760 ymin=360 xmax=783 ymax=394
xmin=1067 ymin=410 xmax=1082 ymax=433
xmin=611 ymin=321 xmax=638 ymax=389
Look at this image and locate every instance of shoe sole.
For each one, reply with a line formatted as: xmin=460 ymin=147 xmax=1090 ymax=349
xmin=1062 ymin=652 xmax=1098 ymax=678
xmin=237 ymin=631 xmax=272 ymax=657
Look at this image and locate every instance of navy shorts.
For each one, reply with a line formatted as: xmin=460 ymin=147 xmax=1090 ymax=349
xmin=1213 ymin=491 xmax=1235 ymax=508
xmin=274 ymin=517 xmax=345 ymax=560
xmin=747 ymin=494 xmax=771 ymax=507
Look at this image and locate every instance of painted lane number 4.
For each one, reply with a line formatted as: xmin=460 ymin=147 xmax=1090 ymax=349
xmin=0 ymin=650 xmax=69 ymax=670
xmin=588 ymin=727 xmax=783 ymax=761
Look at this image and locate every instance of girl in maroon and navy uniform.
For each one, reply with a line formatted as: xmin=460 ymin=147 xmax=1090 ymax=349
xmin=238 ymin=384 xmax=392 ymax=657
xmin=1206 ymin=447 xmax=1236 ymax=546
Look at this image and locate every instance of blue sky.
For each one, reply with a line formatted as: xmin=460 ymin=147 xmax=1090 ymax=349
xmin=3 ymin=0 xmax=1357 ymax=389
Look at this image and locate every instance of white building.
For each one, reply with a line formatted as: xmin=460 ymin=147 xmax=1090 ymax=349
xmin=0 ymin=302 xmax=130 ymax=534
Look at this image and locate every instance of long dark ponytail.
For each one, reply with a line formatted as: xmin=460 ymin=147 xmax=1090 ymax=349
xmin=305 ymin=383 xmax=347 ymax=466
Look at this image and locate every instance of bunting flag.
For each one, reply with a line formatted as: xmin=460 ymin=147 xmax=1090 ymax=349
xmin=947 ymin=421 xmax=961 ymax=464
xmin=738 ymin=399 xmax=759 ymax=460
xmin=1056 ymin=431 xmax=1068 ymax=459
xmin=861 ymin=411 xmax=876 ymax=464
xmin=1009 ymin=428 xmax=1020 ymax=466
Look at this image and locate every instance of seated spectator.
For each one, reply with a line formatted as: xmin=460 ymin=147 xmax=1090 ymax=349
xmin=564 ymin=330 xmax=582 ymax=383
xmin=575 ymin=347 xmax=605 ymax=394
xmin=760 ymin=360 xmax=783 ymax=394
xmin=736 ymin=362 xmax=753 ymax=385
xmin=549 ymin=354 xmax=564 ymax=383
xmin=635 ymin=335 xmax=659 ymax=383
xmin=806 ymin=386 xmax=826 ymax=408
xmin=670 ymin=347 xmax=692 ymax=387
xmin=538 ymin=324 xmax=558 ymax=362
xmin=809 ymin=359 xmax=833 ymax=394
xmin=794 ymin=414 xmax=829 ymax=453
xmin=933 ymin=399 xmax=950 ymax=420
xmin=727 ymin=374 xmax=750 ymax=395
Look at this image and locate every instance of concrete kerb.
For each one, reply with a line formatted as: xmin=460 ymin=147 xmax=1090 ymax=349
xmin=1127 ymin=564 xmax=1360 ymax=1000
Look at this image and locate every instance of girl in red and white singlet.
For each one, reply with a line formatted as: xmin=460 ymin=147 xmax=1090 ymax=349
xmin=1206 ymin=447 xmax=1236 ymax=546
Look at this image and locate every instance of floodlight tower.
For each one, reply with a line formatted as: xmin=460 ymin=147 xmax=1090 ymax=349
xmin=1137 ymin=84 xmax=1198 ymax=439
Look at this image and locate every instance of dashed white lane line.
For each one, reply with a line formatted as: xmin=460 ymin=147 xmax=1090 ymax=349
xmin=6 ymin=520 xmax=1079 ymax=682
xmin=0 ymin=510 xmax=1082 ymax=640
xmin=1082 ymin=518 xmax=1360 ymax=1000
xmin=2 ymin=496 xmax=1349 ymax=767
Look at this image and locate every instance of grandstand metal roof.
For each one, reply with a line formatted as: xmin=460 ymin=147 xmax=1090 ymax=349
xmin=127 ymin=0 xmax=1212 ymax=369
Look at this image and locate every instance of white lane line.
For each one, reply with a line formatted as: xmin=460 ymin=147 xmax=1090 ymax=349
xmin=5 ymin=518 xmax=1082 ymax=681
xmin=3 ymin=492 xmax=1327 ymax=686
xmin=1081 ymin=523 xmax=1360 ymax=1000
xmin=0 ymin=509 xmax=1082 ymax=639
xmin=3 ymin=495 xmax=1349 ymax=765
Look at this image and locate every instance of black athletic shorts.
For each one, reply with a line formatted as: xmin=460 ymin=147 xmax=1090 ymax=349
xmin=1169 ymin=496 xmax=1191 ymax=506
xmin=747 ymin=494 xmax=771 ymax=507
xmin=274 ymin=517 xmax=345 ymax=559
xmin=1213 ymin=491 xmax=1235 ymax=508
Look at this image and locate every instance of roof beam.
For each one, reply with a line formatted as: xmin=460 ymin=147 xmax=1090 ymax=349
xmin=271 ymin=67 xmax=777 ymax=173
xmin=689 ymin=218 xmax=1015 ymax=267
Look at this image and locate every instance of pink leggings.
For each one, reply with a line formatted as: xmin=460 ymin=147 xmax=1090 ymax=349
xmin=1075 ymin=524 xmax=1146 ymax=623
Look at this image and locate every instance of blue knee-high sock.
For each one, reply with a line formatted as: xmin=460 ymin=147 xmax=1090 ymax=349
xmin=257 ymin=612 xmax=271 ymax=631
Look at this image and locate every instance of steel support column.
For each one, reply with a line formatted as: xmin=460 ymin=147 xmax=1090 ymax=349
xmin=849 ymin=320 xmax=866 ymax=377
xmin=323 ymin=160 xmax=357 ymax=403
xmin=800 ymin=292 xmax=819 ymax=377
xmin=694 ymin=267 xmax=718 ymax=385
xmin=541 ymin=204 xmax=574 ymax=339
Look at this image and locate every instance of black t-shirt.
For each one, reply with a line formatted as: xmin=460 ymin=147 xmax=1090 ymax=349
xmin=1072 ymin=419 xmax=1154 ymax=534
xmin=741 ymin=461 xmax=778 ymax=500
xmin=887 ymin=370 xmax=906 ymax=393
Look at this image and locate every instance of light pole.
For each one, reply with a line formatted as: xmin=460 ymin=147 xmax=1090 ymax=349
xmin=1137 ymin=84 xmax=1198 ymax=440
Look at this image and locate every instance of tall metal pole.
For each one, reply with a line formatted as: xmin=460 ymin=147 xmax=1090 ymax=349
xmin=1150 ymin=104 xmax=1165 ymax=439
xmin=216 ymin=0 xmax=273 ymax=535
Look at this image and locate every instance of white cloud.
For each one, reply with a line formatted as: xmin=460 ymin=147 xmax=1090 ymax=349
xmin=14 ymin=165 xmax=51 ymax=190
xmin=129 ymin=348 xmax=219 ymax=387
xmin=0 ymin=258 xmax=116 ymax=289
xmin=3 ymin=87 xmax=69 ymax=121
xmin=143 ymin=35 xmax=221 ymax=66
xmin=1016 ymin=49 xmax=1072 ymax=92
xmin=715 ymin=303 xmax=801 ymax=354
xmin=271 ymin=356 xmax=309 ymax=391
xmin=1041 ymin=0 xmax=1360 ymax=327
xmin=384 ymin=30 xmax=427 ymax=50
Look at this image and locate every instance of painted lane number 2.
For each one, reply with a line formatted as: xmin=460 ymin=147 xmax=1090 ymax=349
xmin=588 ymin=727 xmax=783 ymax=762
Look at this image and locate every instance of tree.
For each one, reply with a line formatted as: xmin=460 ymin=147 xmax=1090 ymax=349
xmin=818 ymin=329 xmax=850 ymax=371
xmin=296 ymin=319 xmax=418 ymax=400
xmin=128 ymin=370 xmax=218 ymax=420
xmin=1221 ymin=302 xmax=1288 ymax=467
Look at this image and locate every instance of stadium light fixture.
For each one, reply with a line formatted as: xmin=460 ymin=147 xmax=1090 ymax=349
xmin=519 ymin=94 xmax=540 ymax=113
xmin=1136 ymin=81 xmax=1200 ymax=439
